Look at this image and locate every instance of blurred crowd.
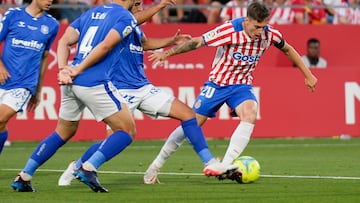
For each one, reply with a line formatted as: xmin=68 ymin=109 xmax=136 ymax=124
xmin=0 ymin=0 xmax=359 ymax=24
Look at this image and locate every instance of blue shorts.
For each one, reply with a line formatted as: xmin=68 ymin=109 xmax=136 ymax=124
xmin=193 ymin=81 xmax=257 ymax=118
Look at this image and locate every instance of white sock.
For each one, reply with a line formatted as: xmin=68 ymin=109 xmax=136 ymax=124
xmin=19 ymin=171 xmax=32 ymax=181
xmin=222 ymin=121 xmax=254 ymax=165
xmin=82 ymin=161 xmax=97 ymax=172
xmin=149 ymin=126 xmax=185 ymax=170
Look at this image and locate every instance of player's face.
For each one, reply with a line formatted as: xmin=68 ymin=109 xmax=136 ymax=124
xmin=244 ymin=17 xmax=268 ymax=40
xmin=36 ymin=0 xmax=54 ymax=11
xmin=127 ymin=0 xmax=135 ymax=11
xmin=131 ymin=0 xmax=143 ymax=14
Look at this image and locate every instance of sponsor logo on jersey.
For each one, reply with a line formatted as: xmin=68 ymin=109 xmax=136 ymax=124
xmin=18 ymin=21 xmax=26 ymax=27
xmin=232 ymin=52 xmax=260 ymax=63
xmin=129 ymin=43 xmax=143 ymax=53
xmin=12 ymin=38 xmax=44 ymax=50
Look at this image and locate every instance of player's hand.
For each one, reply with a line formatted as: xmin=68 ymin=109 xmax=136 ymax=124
xmin=305 ymin=73 xmax=317 ymax=92
xmin=148 ymin=51 xmax=168 ymax=66
xmin=159 ymin=0 xmax=177 ymax=8
xmin=58 ymin=67 xmax=73 ymax=85
xmin=27 ymin=95 xmax=40 ymax=112
xmin=173 ymin=29 xmax=192 ymax=45
xmin=0 ymin=65 xmax=10 ymax=85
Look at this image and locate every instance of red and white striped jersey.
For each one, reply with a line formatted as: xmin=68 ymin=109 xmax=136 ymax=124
xmin=220 ymin=0 xmax=249 ymax=22
xmin=202 ymin=17 xmax=284 ymax=86
xmin=269 ymin=2 xmax=295 ymax=25
xmin=344 ymin=6 xmax=360 ymax=24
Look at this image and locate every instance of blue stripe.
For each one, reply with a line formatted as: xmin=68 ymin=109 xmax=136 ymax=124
xmin=104 ymin=83 xmax=121 ymax=111
xmin=18 ymin=91 xmax=32 ymax=113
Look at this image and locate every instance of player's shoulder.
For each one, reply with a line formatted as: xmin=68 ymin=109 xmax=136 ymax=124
xmin=2 ymin=7 xmax=23 ymax=19
xmin=230 ymin=17 xmax=245 ymax=32
xmin=266 ymin=24 xmax=283 ymax=36
xmin=44 ymin=13 xmax=60 ymax=26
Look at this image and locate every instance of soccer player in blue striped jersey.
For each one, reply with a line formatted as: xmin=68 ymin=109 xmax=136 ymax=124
xmin=57 ymin=0 xmax=239 ymax=187
xmin=12 ymin=0 xmax=138 ymax=193
xmin=0 ymin=1 xmax=58 ymax=158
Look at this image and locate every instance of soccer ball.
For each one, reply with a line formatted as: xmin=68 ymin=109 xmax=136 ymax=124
xmin=233 ymin=156 xmax=260 ymax=184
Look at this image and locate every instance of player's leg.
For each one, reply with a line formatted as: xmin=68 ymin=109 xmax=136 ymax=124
xmin=72 ymin=83 xmax=136 ymax=192
xmin=144 ymin=113 xmax=208 ymax=184
xmin=0 ymin=88 xmax=31 ymax=155
xmin=59 ymin=87 xmax=139 ymax=186
xmin=221 ymin=84 xmax=258 ymax=166
xmin=221 ymin=100 xmax=257 ymax=165
xmin=0 ymin=104 xmax=16 ymax=154
xmin=74 ymin=103 xmax=135 ymax=192
xmin=143 ymin=125 xmax=185 ymax=184
xmin=12 ymin=86 xmax=82 ymax=192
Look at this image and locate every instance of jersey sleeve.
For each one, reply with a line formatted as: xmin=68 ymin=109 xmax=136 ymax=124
xmin=112 ymin=14 xmax=137 ymax=39
xmin=269 ymin=27 xmax=285 ymax=49
xmin=202 ymin=21 xmax=235 ymax=47
xmin=45 ymin=22 xmax=59 ymax=51
xmin=70 ymin=17 xmax=81 ymax=32
xmin=0 ymin=8 xmax=15 ymax=42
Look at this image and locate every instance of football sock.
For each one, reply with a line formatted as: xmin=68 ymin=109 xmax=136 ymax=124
xmin=181 ymin=118 xmax=213 ymax=163
xmin=23 ymin=131 xmax=66 ymax=177
xmin=151 ymin=126 xmax=186 ymax=169
xmin=222 ymin=122 xmax=254 ymax=164
xmin=85 ymin=130 xmax=132 ymax=170
xmin=0 ymin=130 xmax=8 ymax=154
xmin=75 ymin=141 xmax=101 ymax=168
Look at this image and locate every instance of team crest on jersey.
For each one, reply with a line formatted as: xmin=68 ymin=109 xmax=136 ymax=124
xmin=194 ymin=99 xmax=202 ymax=109
xmin=122 ymin=26 xmax=133 ymax=37
xmin=41 ymin=25 xmax=49 ymax=34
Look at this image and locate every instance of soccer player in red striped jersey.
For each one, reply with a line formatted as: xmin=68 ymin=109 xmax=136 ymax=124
xmin=143 ymin=1 xmax=317 ymax=184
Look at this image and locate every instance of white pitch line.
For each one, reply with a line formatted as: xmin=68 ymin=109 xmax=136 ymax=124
xmin=1 ymin=168 xmax=359 ymax=180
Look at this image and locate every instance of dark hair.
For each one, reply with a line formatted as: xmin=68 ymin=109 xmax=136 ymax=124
xmin=247 ymin=2 xmax=270 ymax=22
xmin=307 ymin=38 xmax=320 ymax=45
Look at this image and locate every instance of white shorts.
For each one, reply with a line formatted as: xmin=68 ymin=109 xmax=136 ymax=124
xmin=105 ymin=84 xmax=174 ymax=130
xmin=0 ymin=88 xmax=31 ymax=112
xmin=119 ymin=84 xmax=175 ymax=118
xmin=59 ymin=82 xmax=125 ymax=122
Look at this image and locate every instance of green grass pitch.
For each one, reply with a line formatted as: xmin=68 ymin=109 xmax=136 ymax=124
xmin=0 ymin=138 xmax=359 ymax=203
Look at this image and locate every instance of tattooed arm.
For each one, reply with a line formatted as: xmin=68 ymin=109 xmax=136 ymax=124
xmin=148 ymin=36 xmax=205 ymax=66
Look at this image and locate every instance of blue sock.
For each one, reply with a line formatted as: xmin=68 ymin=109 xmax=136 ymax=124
xmin=87 ymin=131 xmax=132 ymax=169
xmin=0 ymin=130 xmax=8 ymax=154
xmin=75 ymin=141 xmax=101 ymax=168
xmin=182 ymin=118 xmax=213 ymax=163
xmin=23 ymin=132 xmax=66 ymax=176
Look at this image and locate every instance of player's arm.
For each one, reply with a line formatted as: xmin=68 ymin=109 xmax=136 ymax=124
xmin=0 ymin=59 xmax=10 ymax=85
xmin=134 ymin=0 xmax=176 ymax=24
xmin=148 ymin=36 xmax=205 ymax=65
xmin=57 ymin=26 xmax=80 ymax=84
xmin=57 ymin=26 xmax=79 ymax=70
xmin=73 ymin=29 xmax=121 ymax=76
xmin=280 ymin=41 xmax=318 ymax=92
xmin=27 ymin=51 xmax=49 ymax=112
xmin=143 ymin=29 xmax=191 ymax=51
